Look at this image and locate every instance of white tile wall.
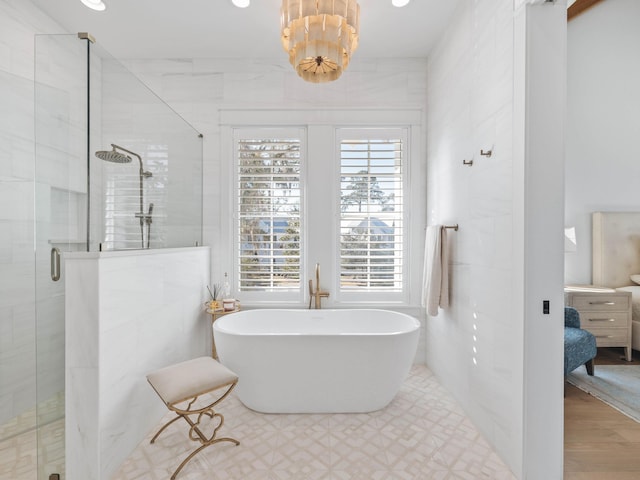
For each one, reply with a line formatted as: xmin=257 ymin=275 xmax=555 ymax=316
xmin=426 ymin=1 xmax=566 ymax=477
xmin=0 ymin=0 xmax=66 ymax=432
xmin=425 ymin=0 xmax=522 ymax=475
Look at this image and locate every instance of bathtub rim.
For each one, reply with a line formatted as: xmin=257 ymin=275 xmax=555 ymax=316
xmin=213 ymin=308 xmax=420 ymax=336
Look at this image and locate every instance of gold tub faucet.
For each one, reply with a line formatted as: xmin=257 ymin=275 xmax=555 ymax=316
xmin=309 ymin=263 xmax=329 ymax=309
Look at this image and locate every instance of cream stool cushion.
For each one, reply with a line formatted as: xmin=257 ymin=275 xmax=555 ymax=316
xmin=147 ymin=356 xmax=238 ymax=406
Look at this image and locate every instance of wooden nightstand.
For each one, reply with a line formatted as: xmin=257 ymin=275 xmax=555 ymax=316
xmin=565 ymin=285 xmax=632 ymax=361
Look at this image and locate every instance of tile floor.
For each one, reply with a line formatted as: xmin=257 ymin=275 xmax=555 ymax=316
xmin=0 ymin=366 xmax=515 ymax=479
xmin=0 ymin=393 xmax=65 ymax=480
xmin=0 ymin=419 xmax=65 ymax=480
xmin=112 ymin=365 xmax=515 ymax=480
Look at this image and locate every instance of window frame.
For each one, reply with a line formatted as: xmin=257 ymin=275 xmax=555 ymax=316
xmin=231 ymin=127 xmax=307 ymax=305
xmin=219 ymin=108 xmax=424 ymax=308
xmin=334 ymin=127 xmax=409 ymax=304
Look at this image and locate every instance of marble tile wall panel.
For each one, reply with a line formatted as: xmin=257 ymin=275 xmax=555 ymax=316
xmin=0 ymin=184 xmax=35 ymax=427
xmin=0 ymin=302 xmax=36 ymax=425
xmin=34 ymin=36 xmax=89 ymax=196
xmin=0 ymin=71 xmax=32 ymax=144
xmin=63 ymin=251 xmax=115 ymax=473
xmin=425 ymin=0 xmax=521 ymax=474
xmin=0 ymin=0 xmax=80 ymax=444
xmin=65 ymin=246 xmax=210 ymax=479
xmin=0 ymin=1 xmax=65 ymax=79
xmin=0 ymin=132 xmax=33 ymax=182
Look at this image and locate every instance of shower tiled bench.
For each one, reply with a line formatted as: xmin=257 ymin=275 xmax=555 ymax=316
xmin=146 ymin=356 xmax=240 ymax=479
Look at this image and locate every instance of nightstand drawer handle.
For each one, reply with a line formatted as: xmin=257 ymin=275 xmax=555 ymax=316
xmin=588 ymin=301 xmax=615 ymax=305
xmin=595 ymin=335 xmax=614 ymax=339
xmin=589 ymin=318 xmax=615 ymax=322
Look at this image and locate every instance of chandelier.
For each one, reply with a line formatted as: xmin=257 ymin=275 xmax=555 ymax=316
xmin=280 ymin=0 xmax=360 ymax=83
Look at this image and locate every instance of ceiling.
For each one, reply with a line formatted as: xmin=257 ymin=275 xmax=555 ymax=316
xmin=30 ymin=0 xmax=463 ymax=61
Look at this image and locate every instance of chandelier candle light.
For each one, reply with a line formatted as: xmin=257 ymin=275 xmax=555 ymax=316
xmin=281 ymin=0 xmax=360 ymax=83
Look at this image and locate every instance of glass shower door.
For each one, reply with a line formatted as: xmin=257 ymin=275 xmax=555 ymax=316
xmin=34 ymin=33 xmax=90 ymax=479
xmin=0 ymin=69 xmax=39 ymax=480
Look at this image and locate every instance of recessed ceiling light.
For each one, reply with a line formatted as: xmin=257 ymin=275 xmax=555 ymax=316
xmin=81 ymin=0 xmax=106 ymax=11
xmin=392 ymin=0 xmax=410 ymax=7
xmin=232 ymin=0 xmax=250 ymax=7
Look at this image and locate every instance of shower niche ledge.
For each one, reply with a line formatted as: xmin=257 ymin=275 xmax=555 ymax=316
xmin=47 ymin=187 xmax=87 ymax=247
xmin=48 ymin=239 xmax=86 ymax=244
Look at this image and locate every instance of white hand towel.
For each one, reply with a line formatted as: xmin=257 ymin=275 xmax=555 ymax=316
xmin=422 ymin=225 xmax=449 ymax=316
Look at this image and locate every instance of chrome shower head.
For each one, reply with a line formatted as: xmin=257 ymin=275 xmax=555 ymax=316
xmin=95 ymin=145 xmax=132 ymax=164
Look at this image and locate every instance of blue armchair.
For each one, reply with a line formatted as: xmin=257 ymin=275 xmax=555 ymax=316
xmin=564 ymin=306 xmax=597 ymax=376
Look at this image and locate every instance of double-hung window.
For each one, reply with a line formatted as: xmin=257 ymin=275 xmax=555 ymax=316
xmin=234 ymin=129 xmax=304 ymax=302
xmin=338 ymin=129 xmax=405 ymax=296
xmin=228 ymin=117 xmax=418 ymax=306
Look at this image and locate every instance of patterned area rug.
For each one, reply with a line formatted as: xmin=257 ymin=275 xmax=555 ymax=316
xmin=568 ymin=365 xmax=640 ymax=423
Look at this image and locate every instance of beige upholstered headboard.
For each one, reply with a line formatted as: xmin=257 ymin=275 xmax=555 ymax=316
xmin=592 ymin=212 xmax=640 ymax=288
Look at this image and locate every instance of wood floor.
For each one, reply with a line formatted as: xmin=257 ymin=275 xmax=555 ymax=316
xmin=564 ymin=347 xmax=640 ymax=479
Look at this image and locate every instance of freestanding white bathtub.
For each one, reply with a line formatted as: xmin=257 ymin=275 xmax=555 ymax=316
xmin=213 ymin=309 xmax=420 ymax=413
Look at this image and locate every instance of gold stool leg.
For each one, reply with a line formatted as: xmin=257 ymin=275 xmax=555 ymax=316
xmin=172 ymin=438 xmax=240 ymax=480
xmin=152 ymin=382 xmax=239 ymax=479
xmin=171 ymin=409 xmax=240 ymax=480
xmin=170 ymin=411 xmax=239 ymax=480
xmin=150 ymin=415 xmax=182 ymax=444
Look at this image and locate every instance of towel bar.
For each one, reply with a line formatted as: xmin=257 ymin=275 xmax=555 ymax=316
xmin=425 ymin=224 xmax=459 ymax=231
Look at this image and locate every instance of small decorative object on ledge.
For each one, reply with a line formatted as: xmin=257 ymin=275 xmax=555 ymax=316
xmin=207 ymin=284 xmax=221 ymax=311
xmin=223 ymin=298 xmax=236 ymax=311
xmin=222 ymin=272 xmax=230 ymax=298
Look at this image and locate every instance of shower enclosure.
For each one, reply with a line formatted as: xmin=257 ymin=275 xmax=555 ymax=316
xmin=36 ymin=33 xmax=203 ymax=254
xmin=0 ymin=33 xmax=202 ymax=479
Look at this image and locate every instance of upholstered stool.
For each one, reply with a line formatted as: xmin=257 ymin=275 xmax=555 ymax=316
xmin=146 ymin=356 xmax=239 ymax=479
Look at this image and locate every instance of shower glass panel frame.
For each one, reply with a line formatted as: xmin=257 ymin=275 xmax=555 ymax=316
xmin=33 ymin=32 xmax=203 ymax=479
